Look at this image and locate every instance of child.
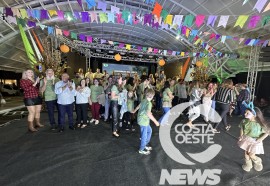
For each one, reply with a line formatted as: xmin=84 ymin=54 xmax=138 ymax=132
xmin=238 ymin=106 xmax=269 ymax=172
xmin=123 ymin=91 xmax=137 ymax=131
xmin=132 ymin=89 xmax=160 ymax=155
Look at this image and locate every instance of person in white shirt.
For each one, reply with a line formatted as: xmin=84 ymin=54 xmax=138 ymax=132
xmin=55 ymin=73 xmax=76 ymax=132
xmin=176 ymin=79 xmax=188 ymax=104
xmin=75 ymin=79 xmax=91 ymax=128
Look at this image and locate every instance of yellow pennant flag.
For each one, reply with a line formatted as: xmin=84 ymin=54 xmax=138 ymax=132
xmin=186 ymin=29 xmax=190 ymax=37
xmin=164 ymin=15 xmax=173 ymax=25
xmin=180 ymin=52 xmax=185 ymax=57
xmin=194 ymin=39 xmax=201 ymax=45
xmin=99 ymin=13 xmax=108 ymax=23
xmin=20 ymin=9 xmax=28 ymax=19
xmin=234 ymin=15 xmax=249 ymax=28
xmin=126 ymin=44 xmax=131 ymax=50
xmin=48 ymin=10 xmax=57 ymax=16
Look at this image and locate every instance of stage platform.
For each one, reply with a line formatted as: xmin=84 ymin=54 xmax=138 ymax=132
xmin=0 ymin=112 xmax=269 ymax=186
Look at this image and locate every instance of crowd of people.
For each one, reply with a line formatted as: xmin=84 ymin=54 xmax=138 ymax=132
xmin=19 ymin=68 xmax=269 ymax=169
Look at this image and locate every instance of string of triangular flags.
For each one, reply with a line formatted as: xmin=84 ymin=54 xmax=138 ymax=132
xmin=243 ymin=0 xmax=270 ymax=13
xmin=3 ymin=6 xmax=270 ymax=49
xmin=15 ymin=18 xmax=237 ymax=59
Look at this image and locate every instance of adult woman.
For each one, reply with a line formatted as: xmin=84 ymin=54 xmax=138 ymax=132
xmin=111 ymin=76 xmax=123 ymax=137
xmin=159 ymin=81 xmax=174 ymax=125
xmin=155 ymin=78 xmax=163 ymax=111
xmin=90 ymin=78 xmax=104 ymax=125
xmin=104 ymin=76 xmax=113 ymax=122
xmin=202 ymin=83 xmax=215 ymax=123
xmin=213 ymin=79 xmax=234 ymax=133
xmin=76 ymin=79 xmax=91 ymax=128
xmin=186 ymin=81 xmax=203 ymax=128
xmin=20 ymin=69 xmax=43 ymax=132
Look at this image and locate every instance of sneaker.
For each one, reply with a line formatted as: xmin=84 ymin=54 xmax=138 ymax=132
xmin=139 ymin=149 xmax=150 ymax=155
xmin=90 ymin=119 xmax=95 ymax=123
xmin=145 ymin=146 xmax=153 ymax=151
xmin=95 ymin=120 xmax=99 ymax=125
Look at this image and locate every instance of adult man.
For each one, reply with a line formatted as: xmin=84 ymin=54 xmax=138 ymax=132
xmin=85 ymin=68 xmax=94 ymax=84
xmin=55 ymin=73 xmax=76 ymax=132
xmin=94 ymin=68 xmax=103 ymax=79
xmin=236 ymin=84 xmax=250 ymax=117
xmin=72 ymin=72 xmax=81 ymax=88
xmin=40 ymin=69 xmax=60 ymax=130
xmin=160 ymin=70 xmax=166 ymax=81
xmin=176 ymin=79 xmax=188 ymax=104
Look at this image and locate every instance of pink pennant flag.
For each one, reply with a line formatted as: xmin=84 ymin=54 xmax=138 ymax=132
xmin=132 ymin=12 xmax=139 ymax=25
xmin=153 ymin=48 xmax=158 ymax=54
xmin=195 ymin=15 xmax=205 ymax=27
xmin=253 ymin=0 xmax=268 ymax=13
xmin=86 ymin=36 xmax=93 ymax=43
xmin=63 ymin=30 xmax=70 ymax=36
xmin=90 ymin=12 xmax=98 ymax=23
xmin=263 ymin=2 xmax=270 ymax=12
xmin=248 ymin=15 xmax=261 ymax=29
xmin=116 ymin=13 xmax=124 ymax=24
xmin=209 ymin=33 xmax=216 ymax=40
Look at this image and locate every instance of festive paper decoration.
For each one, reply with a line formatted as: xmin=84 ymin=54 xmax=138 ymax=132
xmin=263 ymin=2 xmax=270 ymax=12
xmin=97 ymin=1 xmax=107 ymax=12
xmin=217 ymin=16 xmax=229 ymax=28
xmin=85 ymin=0 xmax=96 ymax=9
xmin=18 ymin=24 xmax=37 ymax=65
xmin=81 ymin=12 xmax=90 ymax=22
xmin=253 ymin=0 xmax=268 ymax=13
xmin=152 ymin=2 xmax=162 ymax=17
xmin=248 ymin=15 xmax=261 ymax=29
xmin=99 ymin=13 xmax=108 ymax=23
xmin=207 ymin=15 xmax=217 ymax=27
xmin=60 ymin=44 xmax=70 ymax=53
xmin=234 ymin=15 xmax=249 ymax=28
xmin=158 ymin=59 xmax=165 ymax=66
xmin=195 ymin=15 xmax=205 ymax=27
xmin=184 ymin=14 xmax=195 ymax=27
xmin=114 ymin=53 xmax=121 ymax=61
xmin=196 ymin=61 xmax=203 ymax=67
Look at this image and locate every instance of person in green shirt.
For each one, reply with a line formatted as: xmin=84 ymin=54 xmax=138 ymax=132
xmin=238 ymin=107 xmax=269 ymax=172
xmin=90 ymin=78 xmax=104 ymax=125
xmin=40 ymin=69 xmax=60 ymax=130
xmin=72 ymin=72 xmax=82 ymax=88
xmin=159 ymin=81 xmax=174 ymax=126
xmin=111 ymin=76 xmax=123 ymax=138
xmin=132 ymin=89 xmax=159 ymax=155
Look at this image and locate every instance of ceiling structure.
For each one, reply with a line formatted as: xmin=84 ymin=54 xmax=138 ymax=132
xmin=0 ymin=0 xmax=270 ymax=79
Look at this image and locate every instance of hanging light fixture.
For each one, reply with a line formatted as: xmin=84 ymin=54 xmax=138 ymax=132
xmin=114 ymin=53 xmax=122 ymax=61
xmin=158 ymin=59 xmax=166 ymax=66
xmin=60 ymin=44 xmax=70 ymax=53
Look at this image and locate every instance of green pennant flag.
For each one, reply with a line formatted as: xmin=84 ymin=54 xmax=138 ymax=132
xmin=17 ymin=18 xmax=26 ymax=27
xmin=262 ymin=16 xmax=270 ymax=26
xmin=71 ymin=32 xmax=77 ymax=39
xmin=18 ymin=23 xmax=37 ymax=65
xmin=183 ymin=14 xmax=195 ymax=27
xmin=161 ymin=10 xmax=169 ymax=20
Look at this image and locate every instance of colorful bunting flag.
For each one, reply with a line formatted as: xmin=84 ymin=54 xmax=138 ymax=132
xmin=71 ymin=32 xmax=77 ymax=39
xmin=85 ymin=0 xmax=96 ymax=9
xmin=111 ymin=5 xmax=120 ymax=14
xmin=57 ymin=10 xmax=64 ymax=20
xmin=77 ymin=0 xmax=82 ymax=8
xmin=48 ymin=10 xmax=57 ymax=16
xmin=234 ymin=15 xmax=249 ymax=28
xmin=263 ymin=2 xmax=270 ymax=12
xmin=195 ymin=15 xmax=205 ymax=27
xmin=152 ymin=2 xmax=162 ymax=17
xmin=55 ymin=28 xmax=62 ymax=35
xmin=97 ymin=1 xmax=107 ymax=12
xmin=164 ymin=15 xmax=173 ymax=25
xmin=81 ymin=12 xmax=90 ymax=22
xmin=20 ymin=9 xmax=28 ymax=19
xmin=63 ymin=30 xmax=70 ymax=37
xmin=99 ymin=13 xmax=108 ymax=23
xmin=253 ymin=0 xmax=268 ymax=13
xmin=183 ymin=14 xmax=195 ymax=27
xmin=248 ymin=15 xmax=260 ymax=29
xmin=207 ymin=15 xmax=217 ymax=27
xmin=90 ymin=12 xmax=98 ymax=23
xmin=108 ymin=13 xmax=115 ymax=23
xmin=217 ymin=15 xmax=229 ymax=28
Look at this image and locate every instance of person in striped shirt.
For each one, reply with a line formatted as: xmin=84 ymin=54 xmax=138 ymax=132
xmin=212 ymin=79 xmax=234 ymax=133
